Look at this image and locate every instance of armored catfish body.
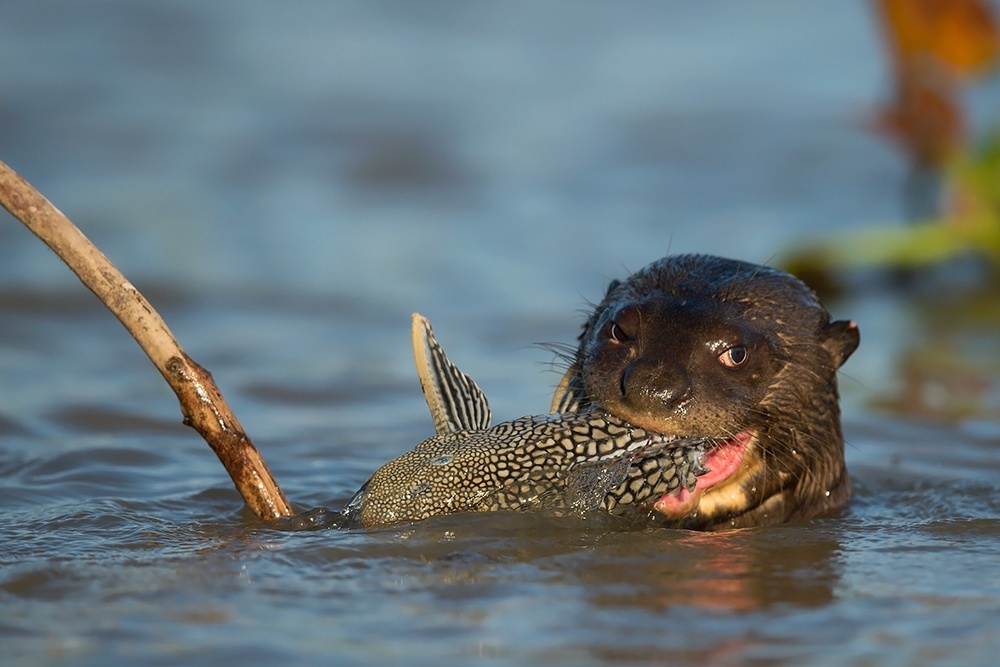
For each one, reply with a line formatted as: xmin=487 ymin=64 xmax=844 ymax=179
xmin=345 ymin=314 xmax=710 ymax=528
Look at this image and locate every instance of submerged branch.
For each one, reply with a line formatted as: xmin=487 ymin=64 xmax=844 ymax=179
xmin=0 ymin=159 xmax=294 ymax=520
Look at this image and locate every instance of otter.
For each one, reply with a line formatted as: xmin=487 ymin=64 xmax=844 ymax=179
xmin=550 ymin=254 xmax=859 ymax=529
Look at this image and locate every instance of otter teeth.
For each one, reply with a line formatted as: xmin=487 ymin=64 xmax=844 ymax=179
xmin=689 ymin=448 xmax=710 ymax=477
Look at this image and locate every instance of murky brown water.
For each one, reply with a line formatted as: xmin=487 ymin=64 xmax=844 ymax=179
xmin=3 ymin=2 xmax=1000 ymax=666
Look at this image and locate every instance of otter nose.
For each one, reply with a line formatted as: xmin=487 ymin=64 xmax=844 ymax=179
xmin=621 ymin=360 xmax=692 ymax=411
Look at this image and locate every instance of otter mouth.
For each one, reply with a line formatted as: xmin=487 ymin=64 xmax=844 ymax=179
xmin=651 ymin=429 xmax=754 ymax=517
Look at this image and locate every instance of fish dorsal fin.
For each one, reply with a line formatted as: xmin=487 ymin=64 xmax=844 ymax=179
xmin=411 ymin=313 xmax=492 ymax=435
xmin=549 ymin=362 xmax=588 ymax=414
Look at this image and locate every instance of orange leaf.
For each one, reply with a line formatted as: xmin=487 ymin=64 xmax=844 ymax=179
xmin=877 ymin=0 xmax=999 ymax=77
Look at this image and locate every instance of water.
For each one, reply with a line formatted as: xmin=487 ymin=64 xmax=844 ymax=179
xmin=2 ymin=2 xmax=1000 ymax=665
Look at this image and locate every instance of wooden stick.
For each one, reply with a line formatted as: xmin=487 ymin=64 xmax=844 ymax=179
xmin=0 ymin=159 xmax=294 ymax=520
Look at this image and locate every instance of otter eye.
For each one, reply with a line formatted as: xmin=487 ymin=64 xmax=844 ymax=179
xmin=605 ymin=321 xmax=629 ymax=343
xmin=719 ymin=346 xmax=748 ymax=368
xmin=601 ymin=307 xmax=639 ymax=343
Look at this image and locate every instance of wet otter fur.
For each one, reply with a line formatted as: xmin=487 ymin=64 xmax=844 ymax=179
xmin=550 ymin=254 xmax=859 ymax=529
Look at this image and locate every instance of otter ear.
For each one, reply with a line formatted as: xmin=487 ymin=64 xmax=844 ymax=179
xmin=821 ymin=320 xmax=860 ymax=369
xmin=604 ymin=278 xmax=622 ymax=298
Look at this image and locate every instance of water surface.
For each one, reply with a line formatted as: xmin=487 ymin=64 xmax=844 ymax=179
xmin=2 ymin=2 xmax=999 ymax=666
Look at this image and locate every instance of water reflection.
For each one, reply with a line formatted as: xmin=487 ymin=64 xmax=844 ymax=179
xmin=872 ymin=284 xmax=1000 ymax=421
xmin=260 ymin=508 xmax=846 ymax=614
xmin=562 ymin=525 xmax=844 ymax=613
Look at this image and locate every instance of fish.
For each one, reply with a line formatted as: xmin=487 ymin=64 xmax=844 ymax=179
xmin=343 ymin=314 xmax=713 ymax=528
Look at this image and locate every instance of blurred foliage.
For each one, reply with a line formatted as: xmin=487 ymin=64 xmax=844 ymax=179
xmin=783 ymin=0 xmax=1000 ymax=289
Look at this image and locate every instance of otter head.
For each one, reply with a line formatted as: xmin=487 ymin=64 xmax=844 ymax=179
xmin=554 ymin=254 xmax=859 ymax=528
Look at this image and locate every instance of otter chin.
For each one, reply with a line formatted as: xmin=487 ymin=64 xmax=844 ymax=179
xmin=551 ymin=254 xmax=859 ymax=529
